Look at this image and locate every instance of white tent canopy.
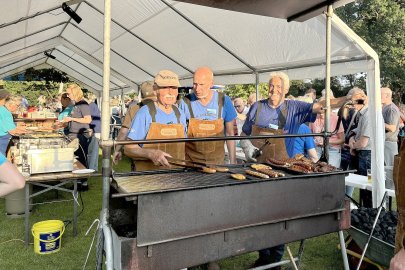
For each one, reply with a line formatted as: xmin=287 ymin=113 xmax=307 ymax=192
xmin=1 ymin=0 xmax=385 ymax=207
xmin=1 ymin=0 xmax=371 ymax=93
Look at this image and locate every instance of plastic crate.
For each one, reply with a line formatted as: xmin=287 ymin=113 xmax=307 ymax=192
xmin=348 ymin=226 xmax=395 ymax=267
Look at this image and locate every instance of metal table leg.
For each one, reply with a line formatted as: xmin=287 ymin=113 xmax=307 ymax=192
xmin=24 ymin=183 xmax=30 ymax=246
xmin=73 ymin=180 xmax=78 ymax=236
xmin=339 ymin=230 xmax=350 ymax=270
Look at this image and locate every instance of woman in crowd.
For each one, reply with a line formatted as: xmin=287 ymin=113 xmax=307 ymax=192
xmin=62 ymin=84 xmax=92 ymax=190
xmin=0 ymin=96 xmax=27 ymax=155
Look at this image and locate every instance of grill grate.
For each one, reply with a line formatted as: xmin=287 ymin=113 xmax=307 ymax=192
xmin=112 ymin=166 xmax=348 ymax=196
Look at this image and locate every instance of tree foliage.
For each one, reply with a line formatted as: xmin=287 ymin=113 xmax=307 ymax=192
xmin=336 ymin=0 xmax=405 ymax=100
xmin=4 ymin=81 xmax=63 ymax=106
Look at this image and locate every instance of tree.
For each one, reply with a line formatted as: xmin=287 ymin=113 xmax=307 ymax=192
xmin=336 ymin=0 xmax=405 ymax=102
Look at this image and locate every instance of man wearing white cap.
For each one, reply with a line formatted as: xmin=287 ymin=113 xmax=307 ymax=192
xmin=124 ymin=70 xmax=187 ymax=170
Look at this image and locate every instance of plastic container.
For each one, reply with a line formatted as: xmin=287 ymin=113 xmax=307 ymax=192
xmin=32 ymin=220 xmax=65 ymax=255
xmin=5 ymin=185 xmax=33 ymax=216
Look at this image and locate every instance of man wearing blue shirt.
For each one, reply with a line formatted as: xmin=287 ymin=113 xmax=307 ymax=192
xmin=178 ymin=66 xmax=237 ymax=164
xmin=124 ymin=70 xmax=187 ymax=171
xmin=240 ymin=71 xmax=349 ymax=268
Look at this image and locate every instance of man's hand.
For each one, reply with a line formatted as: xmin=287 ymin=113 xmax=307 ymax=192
xmin=390 ymin=248 xmax=405 ymax=270
xmin=240 ymin=139 xmax=258 ymax=162
xmin=147 ymin=150 xmax=172 ymax=167
xmin=112 ymin=151 xmax=122 ymax=165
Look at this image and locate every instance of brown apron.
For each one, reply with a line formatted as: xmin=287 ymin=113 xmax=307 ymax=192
xmin=251 ymin=101 xmax=289 ymax=163
xmin=133 ymin=103 xmax=185 ymax=171
xmin=184 ymin=93 xmax=225 ymax=164
xmin=394 ymin=141 xmax=405 ymax=252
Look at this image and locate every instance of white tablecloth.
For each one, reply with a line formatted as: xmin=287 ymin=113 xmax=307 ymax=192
xmin=345 ymin=173 xmax=395 ymax=197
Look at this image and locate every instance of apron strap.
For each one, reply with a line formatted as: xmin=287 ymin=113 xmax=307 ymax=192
xmin=172 ymin=105 xmax=181 ymax=123
xmin=278 ymin=101 xmax=288 ymax=129
xmin=146 ymin=101 xmax=181 ymax=123
xmin=217 ymin=92 xmax=224 ymax=119
xmin=254 ymin=102 xmax=262 ymax=125
xmin=183 ymin=95 xmax=195 ymax=119
xmin=146 ymin=102 xmax=157 ymax=122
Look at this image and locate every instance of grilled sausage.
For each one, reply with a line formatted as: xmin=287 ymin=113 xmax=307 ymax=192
xmin=230 ymin=173 xmax=246 ymax=181
xmin=289 ymin=165 xmax=311 ymax=174
xmin=245 ymin=169 xmax=270 ymax=179
xmin=255 ymin=168 xmax=280 ymax=178
xmin=292 ymin=162 xmax=313 ymax=171
xmin=266 ymin=158 xmax=289 ymax=167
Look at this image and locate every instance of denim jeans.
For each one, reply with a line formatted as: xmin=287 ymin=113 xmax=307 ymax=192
xmin=316 ymin=146 xmax=341 ymax=168
xmin=258 ymin=245 xmax=285 ymax=263
xmin=87 ymin=135 xmax=100 ymax=171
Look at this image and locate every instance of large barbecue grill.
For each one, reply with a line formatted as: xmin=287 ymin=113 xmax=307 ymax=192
xmin=109 ymin=166 xmax=350 ymax=270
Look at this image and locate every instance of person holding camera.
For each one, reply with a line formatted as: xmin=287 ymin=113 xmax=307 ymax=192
xmin=348 ymin=88 xmax=372 ymax=207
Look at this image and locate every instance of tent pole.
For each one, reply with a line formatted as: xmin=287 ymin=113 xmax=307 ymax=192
xmin=100 ymin=0 xmax=113 ymax=269
xmin=121 ymin=88 xmax=125 ymax=115
xmin=255 ymin=72 xmax=259 ymax=102
xmin=324 ymin=5 xmax=332 ymax=162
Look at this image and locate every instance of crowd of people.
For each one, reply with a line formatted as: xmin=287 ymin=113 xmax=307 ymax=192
xmin=0 ymin=70 xmax=404 ymax=268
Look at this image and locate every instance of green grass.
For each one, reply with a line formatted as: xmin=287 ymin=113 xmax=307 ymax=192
xmin=1 ymin=156 xmax=351 ymax=269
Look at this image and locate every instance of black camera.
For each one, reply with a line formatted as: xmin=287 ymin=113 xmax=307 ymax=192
xmin=354 ymin=99 xmax=365 ymax=105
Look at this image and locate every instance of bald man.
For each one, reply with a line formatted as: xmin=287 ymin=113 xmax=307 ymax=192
xmin=179 ymin=67 xmax=237 ymax=165
xmin=381 ymin=87 xmax=400 ymax=166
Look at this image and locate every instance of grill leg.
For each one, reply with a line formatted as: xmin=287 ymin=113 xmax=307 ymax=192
xmin=296 ymin=240 xmax=305 ymax=268
xmin=339 ymin=230 xmax=350 ymax=270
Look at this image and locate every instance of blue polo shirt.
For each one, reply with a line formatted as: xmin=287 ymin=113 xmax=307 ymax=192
xmin=0 ymin=106 xmax=16 ymax=136
xmin=242 ymin=99 xmax=316 ymax=157
xmin=178 ymin=91 xmax=237 ymax=123
xmin=291 ymin=124 xmax=316 ymax=157
xmin=127 ymin=105 xmax=187 ymax=143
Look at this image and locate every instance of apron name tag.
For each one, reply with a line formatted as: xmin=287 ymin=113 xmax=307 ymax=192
xmin=206 ymin=108 xmax=217 ymax=116
xmin=160 ymin=128 xmax=178 ymax=136
xmin=198 ymin=124 xmax=216 ymax=131
xmin=268 ymin=123 xmax=279 ymax=130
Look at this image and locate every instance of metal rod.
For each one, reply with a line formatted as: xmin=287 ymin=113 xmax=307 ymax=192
xmin=0 ymin=6 xmax=61 ymax=29
xmin=59 ymin=37 xmax=138 ymax=87
xmin=356 ymin=191 xmax=388 ymax=270
xmin=286 ymin=246 xmax=299 ymax=270
xmin=324 ymin=5 xmax=333 ymax=162
xmin=114 ymin=132 xmax=335 ymax=145
xmin=255 ymin=72 xmax=259 ymax=102
xmin=101 ymin=0 xmax=112 ymax=208
xmin=0 ymin=22 xmax=66 ymax=48
xmin=339 ymin=230 xmax=350 ymax=270
xmin=68 ymin=23 xmax=154 ymax=77
xmin=50 ymin=58 xmax=104 ymax=87
xmin=54 ymin=48 xmax=121 ymax=88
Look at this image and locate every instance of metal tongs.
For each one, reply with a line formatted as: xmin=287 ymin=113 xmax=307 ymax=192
xmin=252 ymin=139 xmax=270 ymax=159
